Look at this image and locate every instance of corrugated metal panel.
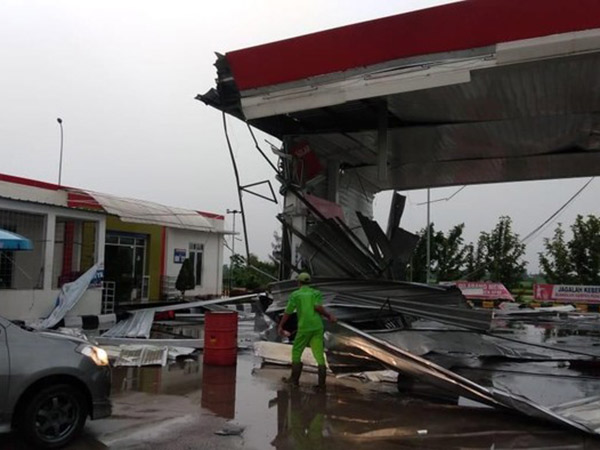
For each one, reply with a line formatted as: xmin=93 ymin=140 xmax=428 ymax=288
xmin=338 ymin=171 xmax=375 ymax=242
xmin=299 ymin=53 xmax=600 ymax=172
xmin=387 ymin=52 xmax=600 ymax=123
xmin=327 ymin=322 xmax=597 ymax=435
xmin=250 ymin=52 xmax=600 ymax=191
xmin=102 ymin=310 xmax=155 ymax=339
xmin=114 ymin=346 xmax=168 ymax=367
xmin=84 ymin=190 xmax=215 ymax=232
xmin=333 ymin=114 xmax=597 ymax=167
xmin=353 ymin=150 xmax=600 ymax=191
xmin=0 ymin=179 xmax=68 ymax=208
xmin=269 ymin=278 xmax=491 ymax=331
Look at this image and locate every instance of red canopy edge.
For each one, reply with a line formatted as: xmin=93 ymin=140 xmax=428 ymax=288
xmin=226 ymin=0 xmax=600 ymax=91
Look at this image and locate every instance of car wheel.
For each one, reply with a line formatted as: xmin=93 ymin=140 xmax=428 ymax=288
xmin=19 ymin=384 xmax=88 ymax=449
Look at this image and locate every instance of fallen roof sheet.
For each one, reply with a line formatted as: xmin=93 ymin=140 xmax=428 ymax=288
xmin=269 ymin=279 xmax=492 ymax=331
xmin=114 ymin=346 xmax=169 ymax=367
xmin=254 ymin=341 xmax=325 ymax=369
xmin=94 ymin=336 xmax=204 ymax=348
xmin=326 ymin=322 xmax=597 ymax=435
xmin=283 ymin=196 xmax=418 ymax=281
xmin=101 ymin=295 xmax=261 ymax=340
xmin=135 ymin=293 xmax=260 ymax=313
xmin=35 ymin=263 xmax=102 ymax=330
xmin=102 ymin=310 xmax=155 ymax=339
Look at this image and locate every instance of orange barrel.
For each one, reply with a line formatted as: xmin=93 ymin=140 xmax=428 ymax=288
xmin=203 ymin=310 xmax=238 ymax=366
xmin=201 ymin=364 xmax=237 ymax=418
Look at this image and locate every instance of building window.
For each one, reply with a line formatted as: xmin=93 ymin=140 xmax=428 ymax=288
xmin=53 ymin=219 xmax=98 ymax=288
xmin=189 ymin=243 xmax=203 ymax=286
xmin=0 ymin=251 xmax=14 ymax=288
xmin=0 ymin=210 xmax=45 ymax=290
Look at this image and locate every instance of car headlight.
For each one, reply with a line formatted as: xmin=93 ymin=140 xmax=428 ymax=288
xmin=76 ymin=344 xmax=109 ymax=366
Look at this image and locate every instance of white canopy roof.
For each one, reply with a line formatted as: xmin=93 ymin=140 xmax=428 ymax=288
xmin=84 ymin=190 xmax=217 ymax=232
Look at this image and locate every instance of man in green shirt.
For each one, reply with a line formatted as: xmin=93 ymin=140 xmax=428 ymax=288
xmin=277 ymin=272 xmax=336 ymax=389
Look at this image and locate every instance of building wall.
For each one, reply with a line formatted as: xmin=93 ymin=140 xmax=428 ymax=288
xmin=0 ymin=197 xmax=105 ymax=321
xmin=165 ymin=228 xmax=223 ymax=297
xmin=106 ymin=216 xmax=162 ymax=301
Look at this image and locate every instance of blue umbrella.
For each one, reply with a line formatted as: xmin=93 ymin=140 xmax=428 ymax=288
xmin=0 ymin=229 xmax=33 ymax=250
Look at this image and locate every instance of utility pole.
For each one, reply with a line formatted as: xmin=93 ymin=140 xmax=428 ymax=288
xmin=426 ymin=188 xmax=431 ymax=284
xmin=226 ymin=209 xmax=241 ymax=294
xmin=57 ymin=118 xmax=64 ymax=185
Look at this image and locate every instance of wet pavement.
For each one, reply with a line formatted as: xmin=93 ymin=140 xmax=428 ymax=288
xmin=3 ymin=316 xmax=600 ymax=448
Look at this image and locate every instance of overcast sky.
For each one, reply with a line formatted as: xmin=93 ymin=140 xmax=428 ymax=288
xmin=1 ymin=0 xmax=598 ymax=273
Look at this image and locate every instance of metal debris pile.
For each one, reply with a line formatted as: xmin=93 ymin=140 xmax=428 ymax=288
xmin=281 ymin=192 xmax=418 ymax=280
xmin=326 ymin=322 xmax=600 ymax=435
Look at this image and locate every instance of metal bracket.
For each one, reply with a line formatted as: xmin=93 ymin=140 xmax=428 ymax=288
xmin=240 ymin=180 xmax=278 ymax=204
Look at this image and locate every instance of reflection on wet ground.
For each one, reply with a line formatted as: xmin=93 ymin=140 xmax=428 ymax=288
xmin=107 ymin=352 xmax=600 ymax=450
xmin=3 ymin=317 xmax=600 ymax=448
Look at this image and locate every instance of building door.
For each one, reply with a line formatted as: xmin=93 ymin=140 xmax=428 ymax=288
xmin=0 ymin=321 xmax=9 ymax=421
xmin=189 ymin=243 xmax=204 ymax=287
xmin=105 ymin=233 xmax=148 ymax=303
xmin=0 ymin=251 xmax=14 ymax=289
xmin=0 ymin=224 xmax=16 ymax=289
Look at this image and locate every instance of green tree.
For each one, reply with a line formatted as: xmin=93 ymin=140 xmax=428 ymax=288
xmin=478 ymin=216 xmax=527 ymax=289
xmin=229 ymin=253 xmax=278 ymax=291
xmin=408 ymin=223 xmax=435 ymax=283
xmin=408 ymin=223 xmax=469 ymax=282
xmin=464 ymin=240 xmax=485 ymax=281
xmin=175 ymin=258 xmax=195 ymax=298
xmin=539 ymin=223 xmax=574 ymax=283
xmin=568 ymin=215 xmax=600 ymax=284
xmin=435 ymin=224 xmax=469 ymax=281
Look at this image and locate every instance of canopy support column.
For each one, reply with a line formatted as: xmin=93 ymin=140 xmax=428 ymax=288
xmin=377 ymin=100 xmax=388 ymax=183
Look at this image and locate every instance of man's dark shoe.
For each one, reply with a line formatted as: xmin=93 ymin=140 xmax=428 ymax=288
xmin=314 ymin=364 xmax=327 ymax=391
xmin=286 ymin=362 xmax=303 ymax=386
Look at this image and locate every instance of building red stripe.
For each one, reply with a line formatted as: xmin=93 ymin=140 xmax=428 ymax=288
xmin=227 ymin=0 xmax=600 ymax=91
xmin=67 ymin=192 xmax=104 ymax=210
xmin=62 ymin=222 xmax=75 ymax=276
xmin=197 ymin=210 xmax=225 ymax=220
xmin=0 ymin=173 xmax=61 ymax=191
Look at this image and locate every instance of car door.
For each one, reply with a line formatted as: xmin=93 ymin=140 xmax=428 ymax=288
xmin=0 ymin=318 xmax=10 ymax=421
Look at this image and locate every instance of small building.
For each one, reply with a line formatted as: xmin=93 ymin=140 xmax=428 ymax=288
xmin=0 ymin=173 xmax=227 ymax=321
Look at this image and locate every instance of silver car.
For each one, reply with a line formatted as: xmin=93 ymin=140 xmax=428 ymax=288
xmin=0 ymin=315 xmax=111 ymax=448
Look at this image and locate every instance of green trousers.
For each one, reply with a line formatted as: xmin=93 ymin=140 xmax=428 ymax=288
xmin=292 ymin=329 xmax=325 ymax=365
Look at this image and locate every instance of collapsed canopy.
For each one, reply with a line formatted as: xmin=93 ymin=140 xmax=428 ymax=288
xmin=199 ymin=0 xmax=600 ymax=191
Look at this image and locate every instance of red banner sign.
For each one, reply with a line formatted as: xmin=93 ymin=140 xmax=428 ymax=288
xmin=451 ymin=282 xmax=514 ymax=301
xmin=534 ymin=283 xmax=600 ymax=303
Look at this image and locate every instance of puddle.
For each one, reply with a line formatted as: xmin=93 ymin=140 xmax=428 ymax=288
xmin=105 ymin=318 xmax=600 ymax=448
xmin=6 ymin=318 xmax=600 ymax=448
xmin=106 ymin=349 xmax=600 ymax=449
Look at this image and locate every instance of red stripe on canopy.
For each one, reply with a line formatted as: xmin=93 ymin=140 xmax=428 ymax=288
xmin=227 ymin=0 xmax=600 ymax=91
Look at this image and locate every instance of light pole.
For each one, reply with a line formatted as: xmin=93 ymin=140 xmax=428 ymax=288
xmin=426 ymin=188 xmax=431 ymax=284
xmin=226 ymin=209 xmax=241 ymax=294
xmin=57 ymin=118 xmax=64 ymax=185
